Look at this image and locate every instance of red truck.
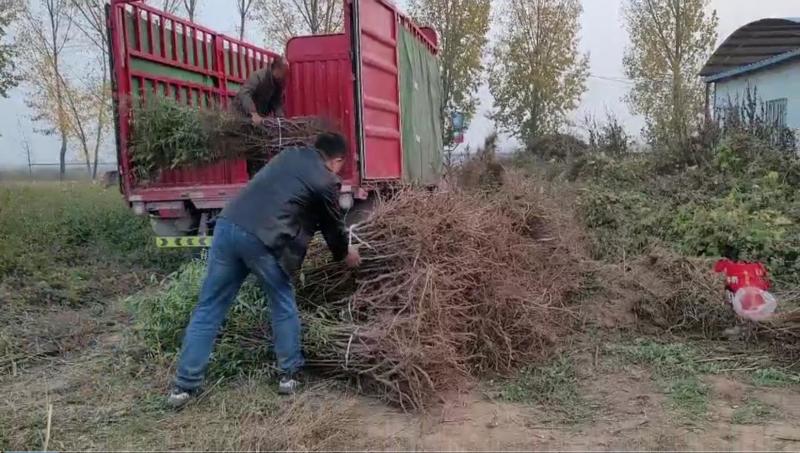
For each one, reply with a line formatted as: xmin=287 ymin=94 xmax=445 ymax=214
xmin=107 ymin=0 xmax=444 ymax=241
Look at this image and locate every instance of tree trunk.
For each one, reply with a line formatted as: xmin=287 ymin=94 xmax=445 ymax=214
xmin=84 ymin=149 xmax=92 ymax=176
xmin=93 ymin=68 xmax=110 ymax=180
xmin=59 ymin=136 xmax=67 ymax=180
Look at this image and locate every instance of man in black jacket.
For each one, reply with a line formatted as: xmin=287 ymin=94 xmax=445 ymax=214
xmin=168 ymin=132 xmax=360 ymax=407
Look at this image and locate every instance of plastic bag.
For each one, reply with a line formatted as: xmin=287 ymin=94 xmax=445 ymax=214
xmin=732 ymin=286 xmax=777 ymax=321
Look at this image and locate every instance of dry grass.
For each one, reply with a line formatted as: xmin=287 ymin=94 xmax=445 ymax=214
xmin=238 ymin=385 xmax=360 ymax=451
xmin=1 ymin=317 xmax=364 ymax=451
xmin=627 ymin=248 xmax=734 ymax=337
xmin=752 ymin=310 xmax=800 ymax=364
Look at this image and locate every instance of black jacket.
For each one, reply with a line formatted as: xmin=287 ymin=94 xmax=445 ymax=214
xmin=220 ymin=147 xmax=349 ymax=273
xmin=233 ymin=67 xmax=285 ymax=117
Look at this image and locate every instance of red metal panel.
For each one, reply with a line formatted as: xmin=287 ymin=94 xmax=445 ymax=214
xmin=348 ymin=0 xmax=403 ymax=181
xmin=109 ymin=0 xmax=278 ymax=200
xmin=285 ymin=34 xmax=359 ymax=188
xmin=130 ymin=183 xmax=247 ymax=204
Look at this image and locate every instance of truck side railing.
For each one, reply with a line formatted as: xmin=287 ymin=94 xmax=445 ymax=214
xmin=108 ymin=0 xmax=280 ymax=196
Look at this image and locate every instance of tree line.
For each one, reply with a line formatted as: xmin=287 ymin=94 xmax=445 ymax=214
xmin=0 ymin=0 xmax=719 ymax=178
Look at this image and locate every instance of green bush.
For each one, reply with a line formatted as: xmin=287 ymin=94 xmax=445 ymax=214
xmin=128 ymin=259 xmax=273 ymax=378
xmin=573 ymin=133 xmax=800 ymax=285
xmin=128 ymin=258 xmax=351 ymax=380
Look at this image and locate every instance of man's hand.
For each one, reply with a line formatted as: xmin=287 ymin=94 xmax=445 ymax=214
xmin=345 ymin=246 xmax=361 ymax=268
xmin=251 ymin=112 xmax=265 ymax=126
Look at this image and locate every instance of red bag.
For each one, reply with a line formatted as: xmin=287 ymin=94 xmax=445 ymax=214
xmin=713 ymin=259 xmax=770 ymax=293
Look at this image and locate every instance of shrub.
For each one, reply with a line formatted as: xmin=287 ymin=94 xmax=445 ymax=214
xmin=584 ymin=112 xmax=631 ymax=156
xmin=573 ymin=133 xmax=800 ymax=285
xmin=128 ymin=259 xmax=271 ymax=378
xmin=526 ymin=133 xmax=588 ymax=161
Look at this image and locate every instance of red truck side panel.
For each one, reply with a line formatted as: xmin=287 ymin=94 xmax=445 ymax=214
xmin=346 ymin=0 xmax=402 ymax=181
xmin=345 ymin=0 xmax=439 ymax=182
xmin=110 ymin=0 xmax=439 ymax=212
xmin=284 ymin=34 xmax=359 ymax=189
xmin=109 ymin=0 xmax=278 ymax=203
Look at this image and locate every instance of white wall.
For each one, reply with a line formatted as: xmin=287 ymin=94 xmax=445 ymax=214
xmin=713 ymin=59 xmax=800 ymax=131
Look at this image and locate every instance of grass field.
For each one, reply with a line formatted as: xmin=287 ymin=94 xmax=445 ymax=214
xmin=3 ymin=181 xmax=800 ymax=451
xmin=0 ymin=182 xmax=184 ymax=308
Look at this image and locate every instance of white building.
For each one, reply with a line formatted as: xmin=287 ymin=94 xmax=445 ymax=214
xmin=702 ymin=18 xmax=800 ymax=130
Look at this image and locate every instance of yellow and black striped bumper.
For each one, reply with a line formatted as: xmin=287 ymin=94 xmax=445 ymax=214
xmin=155 ymin=236 xmax=213 ymax=248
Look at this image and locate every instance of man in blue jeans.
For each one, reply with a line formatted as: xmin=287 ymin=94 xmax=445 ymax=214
xmin=168 ymin=132 xmax=361 ymax=408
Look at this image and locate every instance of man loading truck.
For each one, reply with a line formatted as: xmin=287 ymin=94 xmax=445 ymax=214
xmin=233 ymin=56 xmax=288 ymax=124
xmin=167 ymin=131 xmax=362 ymax=409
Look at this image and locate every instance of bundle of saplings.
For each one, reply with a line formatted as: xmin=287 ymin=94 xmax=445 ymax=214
xmin=132 ymin=176 xmax=586 ymax=411
xmin=129 ymin=96 xmax=331 ymax=180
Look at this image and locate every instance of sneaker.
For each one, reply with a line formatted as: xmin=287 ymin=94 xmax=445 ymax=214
xmin=167 ymin=385 xmax=199 ymax=409
xmin=278 ymin=374 xmax=301 ymax=395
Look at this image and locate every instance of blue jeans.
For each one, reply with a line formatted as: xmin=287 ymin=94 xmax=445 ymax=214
xmin=175 ymin=219 xmax=304 ymax=390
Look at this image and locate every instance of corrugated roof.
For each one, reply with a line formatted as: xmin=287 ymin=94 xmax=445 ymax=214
xmin=701 ymin=18 xmax=800 ymax=79
xmin=704 ymin=48 xmax=800 ymax=82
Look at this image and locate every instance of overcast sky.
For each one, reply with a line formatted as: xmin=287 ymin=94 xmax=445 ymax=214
xmin=1 ymin=0 xmax=798 ymax=167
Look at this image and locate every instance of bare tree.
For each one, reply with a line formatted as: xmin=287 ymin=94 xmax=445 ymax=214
xmin=19 ymin=0 xmax=74 ymax=179
xmin=161 ymin=0 xmax=181 ymax=15
xmin=18 ymin=118 xmax=33 ymax=177
xmin=255 ymin=0 xmax=342 ymax=49
xmin=181 ymin=0 xmax=200 ymax=22
xmin=69 ymin=0 xmax=113 ymax=179
xmin=68 ymin=0 xmax=105 ymax=57
xmin=236 ymin=0 xmax=256 ymax=41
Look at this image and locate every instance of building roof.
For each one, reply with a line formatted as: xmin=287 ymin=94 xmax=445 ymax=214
xmin=701 ymin=18 xmax=800 ymax=82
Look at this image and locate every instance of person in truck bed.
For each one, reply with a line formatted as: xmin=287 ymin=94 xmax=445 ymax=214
xmin=167 ymin=132 xmax=361 ymax=409
xmin=233 ymin=56 xmax=287 ymax=124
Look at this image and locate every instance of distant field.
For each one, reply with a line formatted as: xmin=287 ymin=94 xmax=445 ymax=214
xmin=0 ymin=165 xmax=118 ymax=182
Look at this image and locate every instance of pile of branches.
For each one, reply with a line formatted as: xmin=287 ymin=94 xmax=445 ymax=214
xmin=753 ymin=293 xmax=800 ymax=363
xmin=291 ymin=179 xmax=583 ymax=409
xmin=129 ymin=96 xmax=331 ymax=180
xmin=133 ymin=171 xmax=585 ymax=410
xmin=629 ymin=248 xmax=734 ymax=337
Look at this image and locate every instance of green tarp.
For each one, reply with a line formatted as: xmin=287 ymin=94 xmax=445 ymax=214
xmin=398 ymin=27 xmax=443 ymax=185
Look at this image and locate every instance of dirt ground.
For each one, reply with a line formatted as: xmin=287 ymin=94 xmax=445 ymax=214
xmin=4 ymin=302 xmax=800 ymax=451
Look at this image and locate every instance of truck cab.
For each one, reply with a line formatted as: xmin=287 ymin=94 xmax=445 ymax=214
xmin=107 ymin=0 xmax=443 ymax=239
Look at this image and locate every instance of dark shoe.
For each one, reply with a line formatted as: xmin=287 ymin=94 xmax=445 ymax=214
xmin=278 ymin=374 xmax=301 ymax=395
xmin=167 ymin=385 xmax=200 ymax=409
